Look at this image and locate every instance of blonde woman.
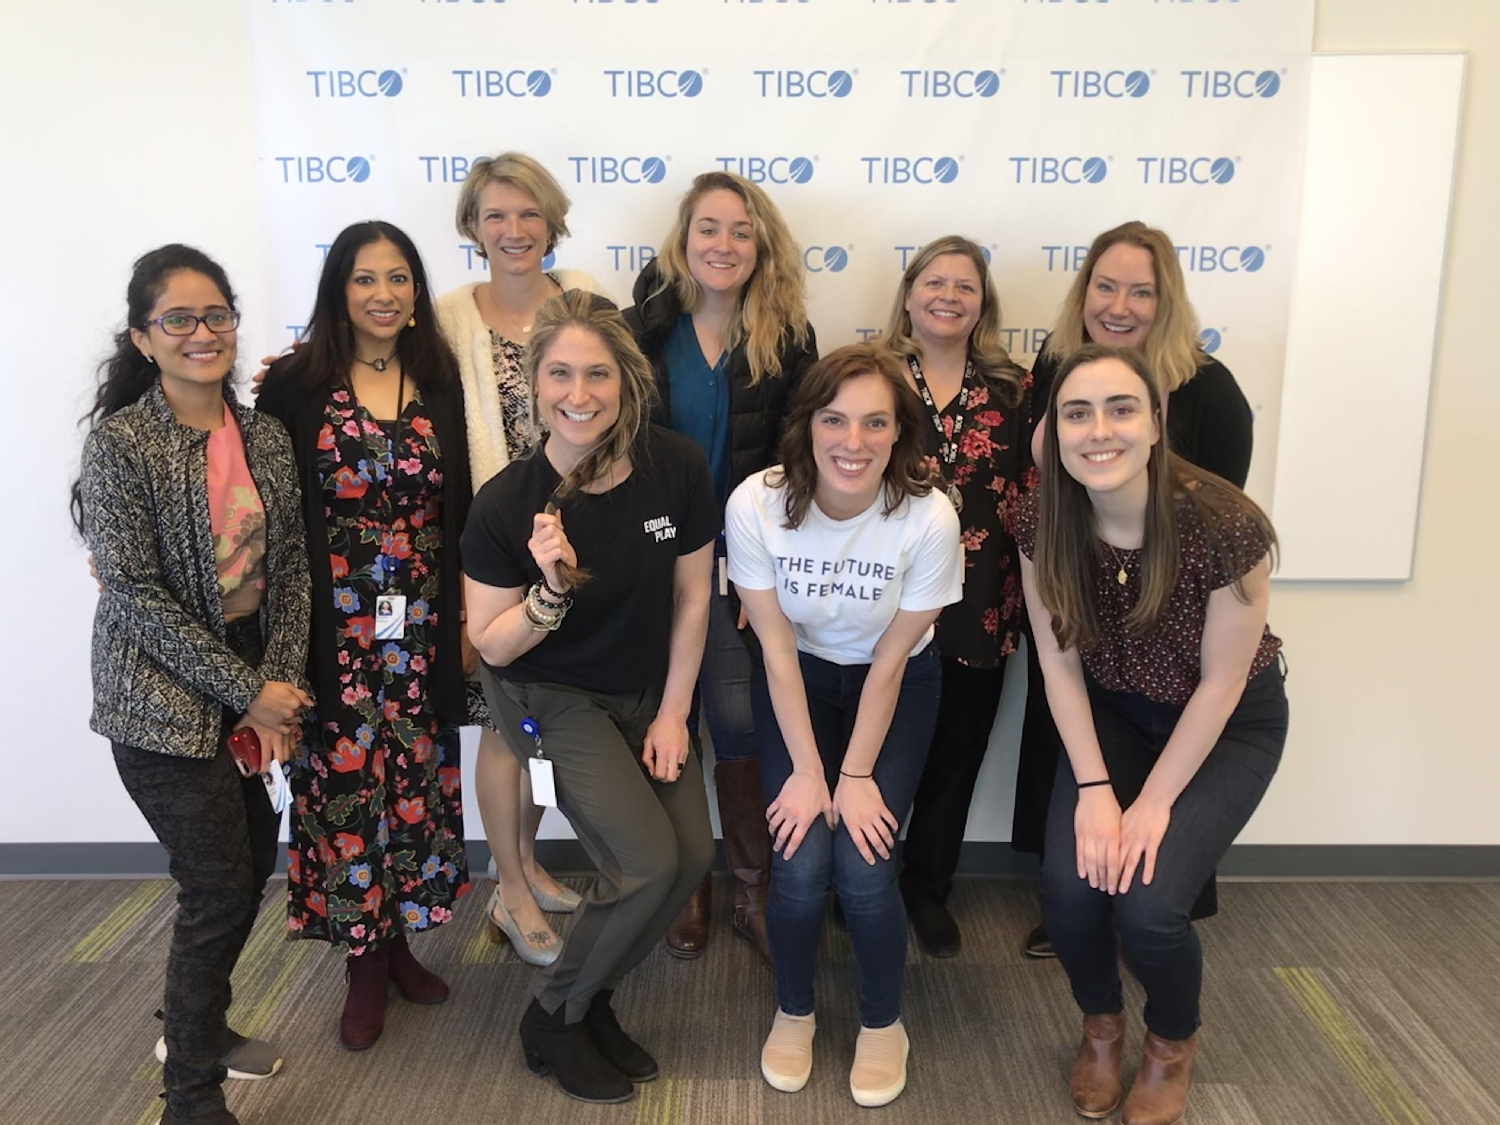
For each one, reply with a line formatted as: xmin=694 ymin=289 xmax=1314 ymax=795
xmin=624 ymin=170 xmax=817 ymax=964
xmin=435 ymin=152 xmax=606 ymax=966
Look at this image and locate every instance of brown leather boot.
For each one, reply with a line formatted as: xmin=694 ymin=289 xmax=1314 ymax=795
xmin=339 ymin=945 xmax=390 ymax=1050
xmin=1121 ymin=1031 xmax=1199 ymax=1125
xmin=387 ymin=931 xmax=449 ymax=1005
xmin=665 ymin=874 xmax=711 ymax=959
xmin=1069 ymin=1012 xmax=1125 ymax=1119
xmin=715 ymin=758 xmax=774 ymax=968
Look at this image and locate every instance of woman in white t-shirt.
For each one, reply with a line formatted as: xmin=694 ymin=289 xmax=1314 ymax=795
xmin=725 ymin=344 xmax=962 ymax=1109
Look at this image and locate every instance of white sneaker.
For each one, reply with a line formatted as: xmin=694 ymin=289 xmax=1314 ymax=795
xmin=155 ymin=1032 xmax=283 ymax=1080
xmin=849 ymin=1020 xmax=909 ymax=1107
xmin=761 ymin=1009 xmax=816 ymax=1093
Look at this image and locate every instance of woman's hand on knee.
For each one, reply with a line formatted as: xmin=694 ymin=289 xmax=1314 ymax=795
xmin=832 ymin=775 xmax=898 ymax=866
xmin=1074 ymin=788 xmax=1123 ymax=893
xmin=767 ymin=770 xmax=833 ymax=860
xmin=641 ymin=715 xmax=690 ymax=783
xmin=1117 ymin=798 xmax=1171 ymax=894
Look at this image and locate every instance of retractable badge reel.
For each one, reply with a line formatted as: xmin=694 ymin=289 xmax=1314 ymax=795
xmin=521 ymin=717 xmax=557 ymax=808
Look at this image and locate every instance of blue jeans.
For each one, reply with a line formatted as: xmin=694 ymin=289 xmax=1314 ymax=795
xmin=688 ymin=553 xmax=756 ymax=763
xmin=753 ymin=644 xmax=942 ymax=1028
xmin=1041 ymin=662 xmax=1287 ymax=1040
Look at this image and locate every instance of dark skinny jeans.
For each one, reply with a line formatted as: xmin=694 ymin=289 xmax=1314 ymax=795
xmin=754 ymin=644 xmax=941 ymax=1029
xmin=1041 ymin=661 xmax=1287 ymax=1041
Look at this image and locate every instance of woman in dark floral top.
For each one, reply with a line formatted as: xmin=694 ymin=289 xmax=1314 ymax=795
xmin=880 ymin=236 xmax=1036 ymax=957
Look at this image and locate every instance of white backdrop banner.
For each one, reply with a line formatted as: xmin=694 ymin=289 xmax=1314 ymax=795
xmin=248 ymin=0 xmax=1312 ymax=504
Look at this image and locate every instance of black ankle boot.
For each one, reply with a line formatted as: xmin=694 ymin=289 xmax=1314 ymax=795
xmin=519 ymin=998 xmax=635 ymax=1104
xmin=585 ymin=990 xmax=658 ymax=1082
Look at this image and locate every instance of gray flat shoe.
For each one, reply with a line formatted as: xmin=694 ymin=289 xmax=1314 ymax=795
xmin=154 ymin=1031 xmax=283 ymax=1080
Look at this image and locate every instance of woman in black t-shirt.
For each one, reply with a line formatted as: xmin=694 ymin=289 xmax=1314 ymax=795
xmin=463 ymin=291 xmax=719 ymax=1106
xmin=1018 ymin=344 xmax=1286 ymax=1125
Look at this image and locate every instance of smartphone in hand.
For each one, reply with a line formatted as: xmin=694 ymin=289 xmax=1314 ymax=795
xmin=228 ymin=728 xmax=262 ymax=777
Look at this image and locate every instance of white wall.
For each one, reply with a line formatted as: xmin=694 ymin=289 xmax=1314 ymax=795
xmin=3 ymin=0 xmax=1494 ymax=849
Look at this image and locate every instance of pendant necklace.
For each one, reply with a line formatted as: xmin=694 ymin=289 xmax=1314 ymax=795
xmin=907 ymin=356 xmax=971 ymax=513
xmin=1104 ymin=542 xmax=1130 ymax=586
xmin=354 ymin=348 xmax=399 ymax=373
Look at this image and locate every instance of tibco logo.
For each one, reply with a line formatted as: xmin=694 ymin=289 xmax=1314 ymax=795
xmin=275 ymin=156 xmax=371 ymax=184
xmin=307 ymin=70 xmax=403 ymax=98
xmin=713 ymin=157 xmax=815 ymax=185
xmin=896 ymin=244 xmax=992 ymax=270
xmin=459 ymin=244 xmax=556 ymax=272
xmin=754 ymin=70 xmax=854 ymax=98
xmin=1138 ymin=157 xmax=1237 ymax=185
xmin=1175 ymin=245 xmax=1267 ymax=273
xmin=1181 ymin=70 xmax=1284 ymax=98
xmin=606 ymin=70 xmax=703 ymax=98
xmin=901 ymin=69 xmax=1001 ymax=98
xmin=608 ymin=246 xmax=657 ymax=273
xmin=1198 ymin=328 xmax=1223 ymax=354
xmin=805 ymin=246 xmax=850 ymax=274
xmin=1051 ymin=70 xmax=1151 ymax=99
xmin=1042 ymin=245 xmax=1091 ymax=272
xmin=419 ymin=156 xmax=485 ymax=184
xmin=1010 ymin=156 xmax=1109 ymax=185
xmin=453 ymin=70 xmax=554 ymax=97
xmin=1000 ymin=327 xmax=1051 ymax=358
xmin=861 ymin=157 xmax=961 ymax=185
xmin=568 ymin=156 xmax=668 ymax=185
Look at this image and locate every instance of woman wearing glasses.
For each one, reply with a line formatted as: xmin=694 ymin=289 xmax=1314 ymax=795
xmin=259 ymin=221 xmax=473 ymax=1051
xmin=75 ymin=245 xmax=312 ymax=1125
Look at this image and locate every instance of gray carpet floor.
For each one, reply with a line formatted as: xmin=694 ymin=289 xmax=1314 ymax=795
xmin=4 ymin=876 xmax=1498 ymax=1125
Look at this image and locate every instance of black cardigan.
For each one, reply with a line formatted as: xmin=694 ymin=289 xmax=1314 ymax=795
xmin=1029 ymin=337 xmax=1254 ymax=488
xmin=623 ymin=259 xmax=818 ymax=496
xmin=257 ymin=365 xmax=473 ymax=725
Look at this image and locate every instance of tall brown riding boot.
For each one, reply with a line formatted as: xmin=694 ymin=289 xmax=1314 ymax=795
xmin=1121 ymin=1031 xmax=1199 ymax=1125
xmin=715 ymin=758 xmax=774 ymax=967
xmin=665 ymin=875 xmax=711 ymax=959
xmin=1069 ymin=1012 xmax=1125 ymax=1118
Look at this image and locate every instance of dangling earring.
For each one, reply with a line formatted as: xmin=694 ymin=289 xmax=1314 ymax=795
xmin=407 ymin=314 xmax=416 ymax=329
xmin=145 ymin=355 xmax=157 ymax=366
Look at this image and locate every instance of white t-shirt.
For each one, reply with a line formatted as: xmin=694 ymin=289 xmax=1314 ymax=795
xmin=726 ymin=468 xmax=963 ymax=665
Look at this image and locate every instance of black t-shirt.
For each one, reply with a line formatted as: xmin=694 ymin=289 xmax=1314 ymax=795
xmin=1029 ymin=337 xmax=1253 ymax=489
xmin=462 ymin=426 xmax=719 ymax=695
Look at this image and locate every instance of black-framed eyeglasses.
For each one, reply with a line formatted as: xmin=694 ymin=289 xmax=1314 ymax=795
xmin=144 ymin=310 xmax=241 ymax=336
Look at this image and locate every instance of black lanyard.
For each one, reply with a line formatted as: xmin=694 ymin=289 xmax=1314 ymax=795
xmin=347 ymin=366 xmax=407 ymax=530
xmin=907 ymin=356 xmax=971 ymax=512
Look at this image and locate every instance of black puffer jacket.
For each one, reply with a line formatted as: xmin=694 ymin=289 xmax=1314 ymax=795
xmin=623 ymin=259 xmax=817 ymax=496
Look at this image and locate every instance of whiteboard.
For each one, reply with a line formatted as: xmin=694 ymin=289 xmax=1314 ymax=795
xmin=1272 ymin=53 xmax=1465 ymax=581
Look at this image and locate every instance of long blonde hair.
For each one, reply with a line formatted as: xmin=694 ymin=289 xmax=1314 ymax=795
xmin=651 ymin=171 xmax=810 ymax=385
xmin=1043 ymin=220 xmax=1207 ymax=393
xmin=880 ymin=235 xmax=1026 ymax=409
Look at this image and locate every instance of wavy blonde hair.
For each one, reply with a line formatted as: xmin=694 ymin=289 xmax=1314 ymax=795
xmin=880 ymin=235 xmax=1026 ymax=409
xmin=651 ymin=171 xmax=810 ymax=385
xmin=1042 ymin=220 xmax=1207 ymax=393
xmin=454 ymin=151 xmax=572 ymax=257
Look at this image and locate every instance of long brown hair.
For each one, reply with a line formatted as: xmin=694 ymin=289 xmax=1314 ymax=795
xmin=1033 ymin=344 xmax=1276 ymax=651
xmin=880 ymin=235 xmax=1026 ymax=409
xmin=1043 ymin=220 xmax=1207 ymax=394
xmin=771 ymin=344 xmax=933 ymax=530
xmin=523 ymin=290 xmax=657 ymax=586
xmin=651 ymin=170 xmax=810 ymax=385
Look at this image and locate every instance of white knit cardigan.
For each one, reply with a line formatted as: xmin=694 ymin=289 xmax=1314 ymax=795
xmin=435 ymin=271 xmax=607 ymax=494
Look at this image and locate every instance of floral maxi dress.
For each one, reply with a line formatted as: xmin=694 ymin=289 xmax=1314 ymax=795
xmin=287 ymin=386 xmax=469 ymax=954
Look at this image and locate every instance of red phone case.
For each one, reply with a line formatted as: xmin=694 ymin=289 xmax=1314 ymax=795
xmin=228 ymin=728 xmax=262 ymax=776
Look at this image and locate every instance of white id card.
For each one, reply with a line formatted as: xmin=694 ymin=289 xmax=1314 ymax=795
xmin=718 ymin=555 xmax=729 ymax=598
xmin=374 ymin=594 xmax=406 ymax=640
xmin=529 ymin=758 xmax=557 ymax=808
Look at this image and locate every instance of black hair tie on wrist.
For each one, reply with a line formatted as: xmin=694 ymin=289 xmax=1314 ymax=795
xmin=1076 ymin=779 xmax=1111 ymax=790
xmin=840 ymin=769 xmax=874 ymax=779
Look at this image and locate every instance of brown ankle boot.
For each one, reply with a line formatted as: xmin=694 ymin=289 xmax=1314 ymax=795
xmin=715 ymin=759 xmax=773 ymax=968
xmin=387 ymin=932 xmax=449 ymax=1004
xmin=1121 ymin=1031 xmax=1199 ymax=1125
xmin=665 ymin=874 xmax=711 ymax=959
xmin=1069 ymin=1013 xmax=1125 ymax=1118
xmin=339 ymin=945 xmax=390 ymax=1050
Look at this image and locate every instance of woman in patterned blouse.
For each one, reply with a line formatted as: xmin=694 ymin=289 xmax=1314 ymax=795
xmin=1017 ymin=344 xmax=1285 ymax=1125
xmin=879 ymin=236 xmax=1035 ymax=959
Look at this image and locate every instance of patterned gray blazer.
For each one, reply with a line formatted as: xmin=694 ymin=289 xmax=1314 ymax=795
xmin=80 ymin=382 xmax=312 ymax=758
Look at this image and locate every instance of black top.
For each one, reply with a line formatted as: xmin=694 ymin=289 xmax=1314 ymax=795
xmin=911 ymin=360 xmax=1036 ymax=668
xmin=463 ymin=426 xmax=720 ymax=696
xmin=257 ymin=366 xmax=473 ymax=724
xmin=1029 ymin=336 xmax=1253 ymax=488
xmin=624 ymin=258 xmax=818 ymax=499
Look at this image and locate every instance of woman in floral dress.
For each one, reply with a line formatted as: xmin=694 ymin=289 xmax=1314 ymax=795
xmin=259 ymin=220 xmax=472 ymax=1051
xmin=879 ymin=236 xmax=1036 ymax=958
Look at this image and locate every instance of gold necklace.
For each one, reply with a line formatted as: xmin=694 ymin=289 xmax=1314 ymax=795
xmin=1104 ymin=542 xmax=1129 ymax=586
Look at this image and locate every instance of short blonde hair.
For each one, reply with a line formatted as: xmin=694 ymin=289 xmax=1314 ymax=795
xmin=454 ymin=152 xmax=572 ymax=257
